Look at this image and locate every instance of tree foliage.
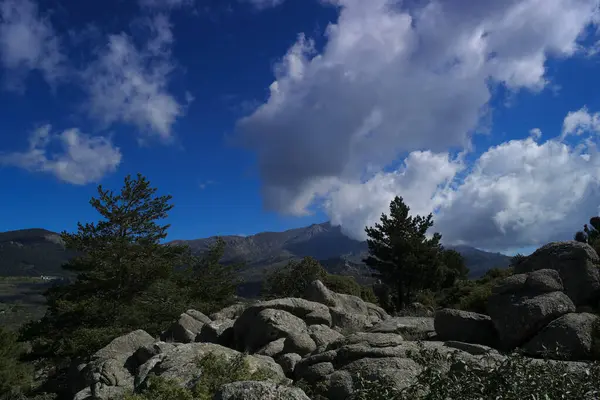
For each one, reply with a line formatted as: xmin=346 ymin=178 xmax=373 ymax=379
xmin=364 ymin=196 xmax=468 ymax=311
xmin=261 ymin=256 xmax=377 ymax=303
xmin=20 ymin=174 xmax=237 ymax=365
xmin=0 ymin=327 xmax=32 ymax=399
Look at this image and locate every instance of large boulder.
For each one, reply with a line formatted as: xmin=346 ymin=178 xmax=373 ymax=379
xmin=368 ymin=317 xmax=435 ymax=340
xmin=434 ymin=308 xmax=499 ymax=347
xmin=514 ymin=241 xmax=600 ymax=306
xmin=304 ymin=280 xmax=389 ymax=332
xmin=161 ymin=310 xmax=211 ymax=343
xmin=196 ymin=319 xmax=235 ymax=347
xmin=74 ymin=330 xmax=155 ymax=400
xmin=522 ymin=312 xmax=600 ymax=361
xmin=487 ymin=290 xmax=576 ymax=349
xmin=214 ymin=381 xmax=311 ymax=400
xmin=234 ymin=308 xmax=316 ymax=356
xmin=136 ymin=342 xmax=286 ymax=389
xmin=236 ymin=298 xmax=332 ymax=327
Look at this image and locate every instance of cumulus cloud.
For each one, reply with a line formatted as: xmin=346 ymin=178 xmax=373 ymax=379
xmin=237 ymin=0 xmax=600 ymax=250
xmin=562 ymin=107 xmax=600 ymax=137
xmin=320 ymin=110 xmax=600 ymax=252
xmin=0 ymin=125 xmax=122 ymax=184
xmin=0 ymin=0 xmax=64 ymax=89
xmin=81 ymin=14 xmax=188 ymax=140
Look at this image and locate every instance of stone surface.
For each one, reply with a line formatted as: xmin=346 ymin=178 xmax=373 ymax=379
xmin=434 ymin=308 xmax=498 ymax=347
xmin=514 ymin=241 xmax=600 ymax=306
xmin=214 ymin=381 xmax=311 ymax=400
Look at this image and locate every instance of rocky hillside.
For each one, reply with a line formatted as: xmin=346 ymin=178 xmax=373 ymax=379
xmin=71 ymin=241 xmax=600 ymax=400
xmin=0 ymin=229 xmax=75 ymax=277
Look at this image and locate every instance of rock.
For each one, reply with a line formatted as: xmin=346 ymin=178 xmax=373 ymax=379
xmin=161 ymin=310 xmax=210 ymax=343
xmin=434 ymin=309 xmax=498 ymax=347
xmin=197 ymin=319 xmax=235 ymax=347
xmin=487 ymin=291 xmax=576 ymax=349
xmin=443 ymin=341 xmax=501 ymax=356
xmin=283 ymin=332 xmax=317 ymax=356
xmin=210 ymin=303 xmax=248 ymax=321
xmin=277 ymin=353 xmax=302 ymax=376
xmin=234 ymin=308 xmax=315 ymax=355
xmin=369 ymin=317 xmax=435 ymax=339
xmin=186 ymin=309 xmax=211 ymax=324
xmin=399 ymin=302 xmax=435 ymax=317
xmin=308 ymin=324 xmax=344 ymax=348
xmin=75 ymin=330 xmax=155 ymax=400
xmin=136 ymin=343 xmax=286 ymax=389
xmin=524 ymin=269 xmax=564 ymax=293
xmin=522 ymin=312 xmax=600 ymax=361
xmin=514 ymin=241 xmax=600 ymax=306
xmin=235 ymin=298 xmax=332 ymax=327
xmin=304 ymin=280 xmax=389 ymax=332
xmin=256 ymin=338 xmax=286 ymax=358
xmin=133 ymin=342 xmax=177 ymax=366
xmin=214 ymin=381 xmax=311 ymax=400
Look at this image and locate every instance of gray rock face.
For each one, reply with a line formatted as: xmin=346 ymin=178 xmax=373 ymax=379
xmin=368 ymin=317 xmax=435 ymax=339
xmin=236 ymin=298 xmax=332 ymax=327
xmin=487 ymin=290 xmax=576 ymax=349
xmin=234 ymin=308 xmax=316 ymax=356
xmin=137 ymin=342 xmax=286 ymax=389
xmin=75 ymin=330 xmax=155 ymax=400
xmin=214 ymin=381 xmax=311 ymax=400
xmin=196 ymin=319 xmax=235 ymax=347
xmin=522 ymin=312 xmax=600 ymax=360
xmin=514 ymin=241 xmax=600 ymax=306
xmin=309 ymin=324 xmax=344 ymax=348
xmin=434 ymin=308 xmax=498 ymax=347
xmin=210 ymin=303 xmax=248 ymax=321
xmin=304 ymin=280 xmax=389 ymax=333
xmin=161 ymin=310 xmax=211 ymax=343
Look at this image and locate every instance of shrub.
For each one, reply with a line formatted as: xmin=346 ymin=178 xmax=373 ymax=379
xmin=0 ymin=327 xmax=32 ymax=399
xmin=351 ymin=343 xmax=600 ymax=400
xmin=322 ymin=274 xmax=362 ymax=297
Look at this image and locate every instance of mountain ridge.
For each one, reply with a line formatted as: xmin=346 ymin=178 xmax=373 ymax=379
xmin=0 ymin=223 xmax=512 ymax=283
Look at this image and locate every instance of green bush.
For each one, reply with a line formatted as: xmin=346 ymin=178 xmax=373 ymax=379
xmin=0 ymin=327 xmax=32 ymax=399
xmin=352 ymin=343 xmax=600 ymax=399
xmin=124 ymin=352 xmax=278 ymax=400
xmin=322 ymin=274 xmax=362 ymax=297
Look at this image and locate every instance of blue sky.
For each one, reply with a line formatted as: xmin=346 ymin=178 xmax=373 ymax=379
xmin=0 ymin=0 xmax=599 ymax=255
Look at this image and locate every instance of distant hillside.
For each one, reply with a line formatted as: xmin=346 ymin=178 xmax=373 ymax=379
xmin=0 ymin=229 xmax=75 ymax=277
xmin=0 ymin=224 xmax=511 ymax=284
xmin=170 ymin=222 xmax=512 ymax=294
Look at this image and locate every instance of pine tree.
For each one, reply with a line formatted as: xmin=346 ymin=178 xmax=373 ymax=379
xmin=364 ymin=196 xmax=445 ymax=311
xmin=20 ymin=174 xmax=191 ymax=361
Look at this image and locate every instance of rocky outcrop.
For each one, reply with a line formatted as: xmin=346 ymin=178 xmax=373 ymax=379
xmin=304 ymin=280 xmax=389 ymax=332
xmin=69 ymin=248 xmax=600 ymax=400
xmin=514 ymin=241 xmax=600 ymax=306
xmin=522 ymin=312 xmax=600 ymax=360
xmin=214 ymin=381 xmax=311 ymax=400
xmin=487 ymin=269 xmax=576 ymax=349
xmin=160 ymin=310 xmax=212 ymax=343
xmin=434 ymin=308 xmax=498 ymax=347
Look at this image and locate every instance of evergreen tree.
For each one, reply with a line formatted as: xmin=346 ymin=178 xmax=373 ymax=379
xmin=438 ymin=249 xmax=469 ymax=288
xmin=20 ymin=174 xmax=191 ymax=361
xmin=364 ymin=196 xmax=445 ymax=311
xmin=0 ymin=327 xmax=32 ymax=399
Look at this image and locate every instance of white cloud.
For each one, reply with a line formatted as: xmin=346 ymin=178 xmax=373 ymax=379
xmin=0 ymin=125 xmax=122 ymax=184
xmin=0 ymin=0 xmax=64 ymax=89
xmin=325 ymin=110 xmax=600 ymax=252
xmin=562 ymin=107 xmax=600 ymax=137
xmin=81 ymin=14 xmax=188 ymax=140
xmin=237 ymin=0 xmax=600 ymax=250
xmin=529 ymin=128 xmax=543 ymax=140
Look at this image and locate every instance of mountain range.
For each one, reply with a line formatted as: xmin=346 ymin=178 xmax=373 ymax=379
xmin=0 ymin=223 xmax=512 ymax=287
